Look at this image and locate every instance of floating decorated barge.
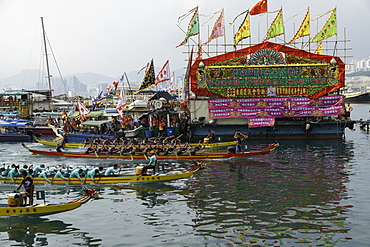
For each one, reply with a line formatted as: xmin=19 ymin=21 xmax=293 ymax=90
xmin=188 ymin=42 xmax=353 ymax=139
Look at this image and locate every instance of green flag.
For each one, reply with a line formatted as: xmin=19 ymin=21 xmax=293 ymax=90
xmin=264 ymin=9 xmax=284 ymax=41
xmin=312 ymin=8 xmax=337 ymax=43
xmin=176 ymin=7 xmax=200 ymax=47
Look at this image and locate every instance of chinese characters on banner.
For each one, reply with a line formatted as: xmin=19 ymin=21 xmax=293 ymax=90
xmin=208 ymin=95 xmax=344 ymax=128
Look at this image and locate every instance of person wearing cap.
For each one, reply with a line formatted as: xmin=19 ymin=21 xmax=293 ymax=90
xmin=142 ymin=150 xmax=157 ymax=175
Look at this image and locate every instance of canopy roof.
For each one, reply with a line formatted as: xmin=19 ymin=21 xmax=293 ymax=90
xmin=81 ymin=120 xmax=111 ymax=127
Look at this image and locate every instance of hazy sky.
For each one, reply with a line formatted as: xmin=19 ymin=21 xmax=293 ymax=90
xmin=0 ymin=0 xmax=367 ymax=82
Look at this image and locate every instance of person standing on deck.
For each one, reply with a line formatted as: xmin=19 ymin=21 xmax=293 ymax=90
xmin=15 ymin=170 xmax=34 ymax=206
xmin=234 ymin=132 xmax=248 ymax=153
xmin=206 ymin=129 xmax=216 ymax=143
xmin=345 ymin=103 xmax=353 ymax=120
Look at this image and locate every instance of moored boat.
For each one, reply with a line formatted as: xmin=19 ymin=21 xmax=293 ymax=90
xmin=0 ymin=121 xmax=32 ymax=142
xmin=0 ymin=188 xmax=97 ymax=216
xmin=22 ymin=143 xmax=278 ymax=160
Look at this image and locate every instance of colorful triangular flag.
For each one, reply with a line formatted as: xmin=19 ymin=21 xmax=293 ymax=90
xmin=203 ymin=9 xmax=225 ymax=45
xmin=234 ymin=10 xmax=251 ymax=46
xmin=264 ymin=9 xmax=284 ymax=41
xmin=288 ymin=9 xmax=310 ymax=43
xmin=312 ymin=8 xmax=337 ymax=43
xmin=134 ymin=59 xmax=155 ymax=94
xmin=176 ymin=7 xmax=200 ymax=48
xmin=169 ymin=71 xmax=175 ymax=93
xmin=77 ymin=99 xmax=90 ymax=122
xmin=116 ymin=84 xmax=127 ymax=119
xmin=250 ymin=0 xmax=268 ymax=15
xmin=155 ymin=60 xmax=170 ymax=85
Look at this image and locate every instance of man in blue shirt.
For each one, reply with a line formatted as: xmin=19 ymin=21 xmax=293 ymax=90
xmin=142 ymin=151 xmax=157 ymax=175
xmin=105 ymin=164 xmax=120 ymax=176
xmin=70 ymin=169 xmax=84 ymax=182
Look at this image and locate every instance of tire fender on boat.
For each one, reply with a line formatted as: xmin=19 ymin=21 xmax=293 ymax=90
xmin=303 ymin=122 xmax=313 ymax=133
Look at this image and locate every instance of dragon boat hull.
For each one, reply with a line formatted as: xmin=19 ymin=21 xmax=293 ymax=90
xmin=34 ymin=137 xmax=237 ymax=149
xmin=0 ymin=189 xmax=96 ymax=216
xmin=2 ymin=164 xmax=204 ymax=185
xmin=22 ymin=143 xmax=278 ymax=160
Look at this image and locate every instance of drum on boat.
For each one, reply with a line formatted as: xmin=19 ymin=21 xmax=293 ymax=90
xmin=203 ymin=138 xmax=210 ymax=144
xmin=135 ymin=166 xmax=143 ymax=176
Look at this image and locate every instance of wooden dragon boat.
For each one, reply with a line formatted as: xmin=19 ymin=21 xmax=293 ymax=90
xmin=1 ymin=163 xmax=205 ymax=185
xmin=33 ymin=136 xmax=237 ymax=149
xmin=22 ymin=143 xmax=279 ymax=160
xmin=0 ymin=188 xmax=97 ymax=216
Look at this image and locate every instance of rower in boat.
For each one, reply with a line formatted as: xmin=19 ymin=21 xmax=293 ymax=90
xmin=70 ymin=169 xmax=84 ymax=182
xmin=86 ymin=167 xmax=103 ymax=183
xmin=0 ymin=167 xmax=5 ymax=179
xmin=105 ymin=164 xmax=120 ymax=176
xmin=8 ymin=164 xmax=19 ymax=183
xmin=33 ymin=164 xmax=47 ymax=177
xmin=54 ymin=166 xmax=69 ymax=181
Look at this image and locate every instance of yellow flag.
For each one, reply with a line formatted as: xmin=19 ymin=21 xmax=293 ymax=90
xmin=312 ymin=8 xmax=337 ymax=43
xmin=315 ymin=43 xmax=323 ymax=55
xmin=288 ymin=10 xmax=310 ymax=43
xmin=234 ymin=10 xmax=251 ymax=46
xmin=264 ymin=9 xmax=284 ymax=41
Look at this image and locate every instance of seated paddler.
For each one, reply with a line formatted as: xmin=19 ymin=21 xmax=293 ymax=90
xmin=105 ymin=164 xmax=120 ymax=176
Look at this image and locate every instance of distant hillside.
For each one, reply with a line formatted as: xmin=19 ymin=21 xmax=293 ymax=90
xmin=69 ymin=72 xmax=117 ymax=86
xmin=0 ymin=67 xmax=186 ymax=90
xmin=0 ymin=69 xmax=44 ymax=90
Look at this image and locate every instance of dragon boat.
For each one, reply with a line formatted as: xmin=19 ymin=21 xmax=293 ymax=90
xmin=0 ymin=188 xmax=97 ymax=216
xmin=33 ymin=136 xmax=237 ymax=149
xmin=22 ymin=143 xmax=279 ymax=160
xmin=1 ymin=163 xmax=205 ymax=185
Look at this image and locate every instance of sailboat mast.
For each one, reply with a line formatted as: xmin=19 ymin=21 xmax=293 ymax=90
xmin=41 ymin=17 xmax=52 ymax=92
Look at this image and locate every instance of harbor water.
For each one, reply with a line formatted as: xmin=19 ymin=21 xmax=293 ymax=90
xmin=0 ymin=103 xmax=370 ymax=246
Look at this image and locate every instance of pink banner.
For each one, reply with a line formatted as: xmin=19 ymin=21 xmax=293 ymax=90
xmin=248 ymin=118 xmax=275 ymax=128
xmin=208 ymin=95 xmax=345 ymax=127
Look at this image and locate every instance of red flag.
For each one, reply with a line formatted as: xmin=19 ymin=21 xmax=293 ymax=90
xmin=112 ymin=81 xmax=118 ymax=90
xmin=155 ymin=60 xmax=170 ymax=85
xmin=77 ymin=99 xmax=90 ymax=122
xmin=250 ymin=0 xmax=267 ymax=15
